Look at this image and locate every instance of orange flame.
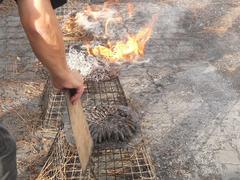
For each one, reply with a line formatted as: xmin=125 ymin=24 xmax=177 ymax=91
xmin=88 ymin=16 xmax=157 ymax=63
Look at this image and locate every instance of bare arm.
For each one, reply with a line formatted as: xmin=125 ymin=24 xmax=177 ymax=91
xmin=17 ymin=0 xmax=84 ymax=103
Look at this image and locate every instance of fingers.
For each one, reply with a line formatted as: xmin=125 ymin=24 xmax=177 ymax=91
xmin=70 ymin=86 xmax=85 ymax=105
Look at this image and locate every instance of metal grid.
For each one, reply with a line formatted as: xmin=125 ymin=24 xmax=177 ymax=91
xmin=55 ymin=0 xmax=102 ymax=17
xmin=37 ymin=131 xmax=156 ymax=180
xmin=1 ymin=57 xmax=46 ymax=81
xmin=1 ymin=57 xmax=21 ymax=80
xmin=55 ymin=0 xmax=95 ymax=43
xmin=55 ymin=0 xmax=80 ymax=17
xmin=84 ymin=77 xmax=128 ymax=106
xmin=41 ymin=76 xmax=128 ymax=130
xmin=0 ymin=55 xmax=26 ymax=80
xmin=41 ymin=79 xmax=65 ymax=130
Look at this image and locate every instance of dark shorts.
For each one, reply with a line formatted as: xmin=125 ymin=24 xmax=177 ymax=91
xmin=0 ymin=125 xmax=17 ymax=180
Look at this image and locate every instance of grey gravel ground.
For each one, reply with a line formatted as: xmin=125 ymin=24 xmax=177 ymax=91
xmin=1 ymin=0 xmax=240 ymax=179
xmin=119 ymin=0 xmax=240 ymax=179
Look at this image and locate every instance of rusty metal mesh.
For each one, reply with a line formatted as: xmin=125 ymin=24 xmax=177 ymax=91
xmin=37 ymin=130 xmax=156 ymax=180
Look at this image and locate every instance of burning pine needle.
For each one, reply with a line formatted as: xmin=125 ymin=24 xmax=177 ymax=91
xmin=62 ymin=1 xmax=157 ymax=63
xmin=88 ymin=15 xmax=157 ymax=63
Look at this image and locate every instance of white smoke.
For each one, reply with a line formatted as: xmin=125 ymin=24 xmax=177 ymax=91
xmin=66 ymin=46 xmax=94 ymax=76
xmin=66 ymin=44 xmax=113 ymax=81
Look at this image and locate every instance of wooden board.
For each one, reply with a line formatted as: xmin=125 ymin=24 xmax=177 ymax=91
xmin=65 ymin=91 xmax=93 ymax=173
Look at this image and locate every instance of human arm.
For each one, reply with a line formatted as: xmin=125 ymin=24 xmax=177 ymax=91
xmin=17 ymin=0 xmax=83 ymax=104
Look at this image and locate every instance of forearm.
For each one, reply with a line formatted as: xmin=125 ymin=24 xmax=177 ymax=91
xmin=17 ymin=0 xmax=70 ymax=79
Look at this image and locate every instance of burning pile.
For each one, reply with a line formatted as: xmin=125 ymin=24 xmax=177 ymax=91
xmin=87 ymin=16 xmax=156 ymax=63
xmin=64 ymin=1 xmax=156 ymax=65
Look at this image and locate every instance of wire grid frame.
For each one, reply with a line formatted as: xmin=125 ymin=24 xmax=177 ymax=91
xmin=1 ymin=56 xmax=21 ymax=80
xmin=41 ymin=76 xmax=128 ymax=130
xmin=55 ymin=0 xmax=95 ymax=43
xmin=55 ymin=0 xmax=102 ymax=17
xmin=37 ymin=130 xmax=157 ymax=180
xmin=83 ymin=76 xmax=128 ymax=106
xmin=41 ymin=79 xmax=65 ymax=130
xmin=0 ymin=55 xmax=32 ymax=80
xmin=55 ymin=0 xmax=79 ymax=17
xmin=0 ymin=53 xmax=43 ymax=81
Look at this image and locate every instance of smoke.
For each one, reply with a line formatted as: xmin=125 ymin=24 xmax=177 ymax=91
xmin=66 ymin=44 xmax=112 ymax=81
xmin=74 ymin=7 xmax=118 ymax=37
xmin=67 ymin=45 xmax=93 ymax=76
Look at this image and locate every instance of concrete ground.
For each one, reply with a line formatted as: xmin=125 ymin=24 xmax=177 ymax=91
xmin=0 ymin=0 xmax=240 ymax=179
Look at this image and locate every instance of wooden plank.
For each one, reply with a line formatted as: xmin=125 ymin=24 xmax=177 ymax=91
xmin=65 ymin=91 xmax=93 ymax=173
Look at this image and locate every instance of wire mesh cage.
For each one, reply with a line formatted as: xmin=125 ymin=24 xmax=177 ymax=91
xmin=41 ymin=76 xmax=128 ymax=129
xmin=38 ymin=2 xmax=155 ymax=178
xmin=41 ymin=36 xmax=139 ymax=142
xmin=37 ymin=130 xmax=156 ymax=180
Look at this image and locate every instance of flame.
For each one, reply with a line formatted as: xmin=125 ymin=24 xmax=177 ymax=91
xmin=70 ymin=1 xmax=156 ymax=63
xmin=88 ymin=16 xmax=157 ymax=63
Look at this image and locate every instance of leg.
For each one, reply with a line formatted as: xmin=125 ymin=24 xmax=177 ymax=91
xmin=0 ymin=125 xmax=17 ymax=180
